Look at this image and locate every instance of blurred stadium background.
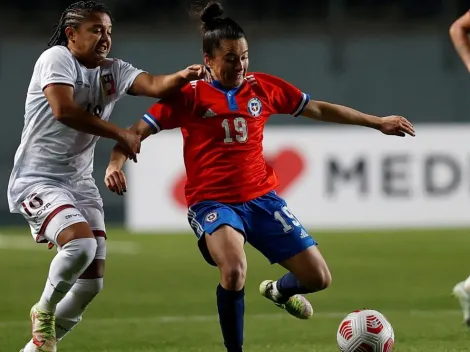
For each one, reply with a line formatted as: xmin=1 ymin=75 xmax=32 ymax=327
xmin=2 ymin=1 xmax=470 ymax=351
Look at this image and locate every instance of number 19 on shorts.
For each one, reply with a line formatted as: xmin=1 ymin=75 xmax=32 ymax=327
xmin=274 ymin=206 xmax=301 ymax=233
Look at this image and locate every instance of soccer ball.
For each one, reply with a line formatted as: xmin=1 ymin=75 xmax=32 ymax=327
xmin=336 ymin=309 xmax=394 ymax=352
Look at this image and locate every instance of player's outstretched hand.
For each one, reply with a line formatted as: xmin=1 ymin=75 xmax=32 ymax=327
xmin=117 ymin=129 xmax=141 ymax=161
xmin=105 ymin=165 xmax=127 ymax=195
xmin=181 ymin=64 xmax=210 ymax=81
xmin=378 ymin=116 xmax=415 ymax=137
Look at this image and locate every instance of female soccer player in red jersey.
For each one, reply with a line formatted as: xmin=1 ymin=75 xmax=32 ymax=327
xmin=105 ymin=2 xmax=415 ymax=351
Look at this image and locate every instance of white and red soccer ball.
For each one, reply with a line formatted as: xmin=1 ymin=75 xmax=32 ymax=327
xmin=337 ymin=309 xmax=395 ymax=352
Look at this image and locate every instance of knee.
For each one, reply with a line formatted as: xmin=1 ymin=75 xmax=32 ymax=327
xmin=94 ymin=278 xmax=104 ymax=295
xmin=317 ymin=267 xmax=332 ymax=290
xmin=69 ymin=278 xmax=104 ymax=307
xmin=303 ymin=266 xmax=332 ymax=292
xmin=219 ymin=260 xmax=247 ymax=291
xmin=65 ymin=238 xmax=98 ymax=267
xmin=74 ymin=277 xmax=104 ymax=296
xmin=205 ymin=225 xmax=247 ymax=291
xmin=76 ymin=238 xmax=98 ymax=264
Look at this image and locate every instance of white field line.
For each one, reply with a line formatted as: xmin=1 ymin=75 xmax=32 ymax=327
xmin=0 ymin=234 xmax=139 ymax=254
xmin=0 ymin=310 xmax=461 ymax=329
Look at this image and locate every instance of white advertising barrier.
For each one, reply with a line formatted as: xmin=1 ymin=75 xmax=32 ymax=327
xmin=126 ymin=124 xmax=470 ymax=232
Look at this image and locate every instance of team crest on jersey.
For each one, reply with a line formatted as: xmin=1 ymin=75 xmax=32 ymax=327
xmin=101 ymin=73 xmax=116 ymax=96
xmin=205 ymin=212 xmax=218 ymax=223
xmin=247 ymin=97 xmax=262 ymax=117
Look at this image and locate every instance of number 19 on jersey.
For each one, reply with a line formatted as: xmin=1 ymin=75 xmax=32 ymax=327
xmin=222 ymin=117 xmax=248 ymax=144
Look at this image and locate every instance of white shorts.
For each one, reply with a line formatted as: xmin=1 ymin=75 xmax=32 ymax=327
xmin=18 ymin=184 xmax=107 ymax=253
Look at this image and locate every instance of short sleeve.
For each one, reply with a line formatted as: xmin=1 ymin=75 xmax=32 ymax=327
xmin=115 ymin=59 xmax=145 ymax=98
xmin=37 ymin=46 xmax=76 ymax=89
xmin=257 ymin=73 xmax=310 ymax=117
xmin=141 ymin=84 xmax=194 ymax=134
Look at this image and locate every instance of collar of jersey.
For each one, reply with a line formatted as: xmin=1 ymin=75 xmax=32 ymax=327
xmin=210 ymin=80 xmax=244 ymax=96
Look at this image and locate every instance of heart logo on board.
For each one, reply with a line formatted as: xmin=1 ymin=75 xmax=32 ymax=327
xmin=171 ymin=148 xmax=305 ymax=208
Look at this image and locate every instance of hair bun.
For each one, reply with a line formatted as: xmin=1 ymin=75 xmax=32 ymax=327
xmin=200 ymin=1 xmax=224 ymax=24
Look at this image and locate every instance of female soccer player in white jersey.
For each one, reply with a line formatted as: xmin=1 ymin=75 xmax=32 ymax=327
xmin=450 ymin=9 xmax=470 ymax=327
xmin=8 ymin=2 xmax=207 ymax=351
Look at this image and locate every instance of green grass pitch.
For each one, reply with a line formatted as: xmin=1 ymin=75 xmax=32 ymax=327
xmin=1 ymin=227 xmax=470 ymax=351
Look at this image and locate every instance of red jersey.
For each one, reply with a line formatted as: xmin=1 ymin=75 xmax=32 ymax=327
xmin=142 ymin=73 xmax=310 ymax=206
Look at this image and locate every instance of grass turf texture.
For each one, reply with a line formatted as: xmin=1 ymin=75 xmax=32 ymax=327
xmin=1 ymin=227 xmax=469 ymax=351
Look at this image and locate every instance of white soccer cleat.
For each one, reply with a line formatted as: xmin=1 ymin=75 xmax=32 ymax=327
xmin=452 ymin=281 xmax=470 ymax=327
xmin=29 ymin=303 xmax=57 ymax=352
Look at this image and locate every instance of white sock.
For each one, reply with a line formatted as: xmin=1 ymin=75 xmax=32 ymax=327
xmin=55 ymin=278 xmax=104 ymax=341
xmin=37 ymin=238 xmax=97 ymax=312
xmin=22 ymin=340 xmax=37 ymax=352
xmin=271 ymin=280 xmax=283 ymax=301
xmin=463 ymin=276 xmax=470 ymax=295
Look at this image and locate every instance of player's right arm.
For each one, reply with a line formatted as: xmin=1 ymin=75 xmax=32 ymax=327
xmin=44 ymin=85 xmax=140 ymax=154
xmin=39 ymin=47 xmax=140 ymax=156
xmin=450 ymin=10 xmax=470 ymax=72
xmin=105 ymin=88 xmax=189 ymax=195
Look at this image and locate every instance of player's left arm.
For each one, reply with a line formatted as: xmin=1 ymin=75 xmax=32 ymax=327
xmin=109 ymin=119 xmax=153 ymax=167
xmin=105 ymin=89 xmax=189 ymax=195
xmin=127 ymin=65 xmax=208 ymax=98
xmin=301 ymin=101 xmax=415 ymax=137
xmin=262 ymin=73 xmax=414 ymax=137
xmin=105 ymin=119 xmax=153 ymax=195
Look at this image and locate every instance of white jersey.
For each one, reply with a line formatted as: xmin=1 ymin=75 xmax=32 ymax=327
xmin=8 ymin=46 xmax=144 ymax=212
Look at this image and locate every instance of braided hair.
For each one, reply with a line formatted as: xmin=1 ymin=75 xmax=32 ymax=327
xmin=47 ymin=1 xmax=112 ymax=47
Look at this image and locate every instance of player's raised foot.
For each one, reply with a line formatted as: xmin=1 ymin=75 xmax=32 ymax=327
xmin=29 ymin=303 xmax=57 ymax=352
xmin=452 ymin=281 xmax=470 ymax=327
xmin=259 ymin=280 xmax=313 ymax=319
